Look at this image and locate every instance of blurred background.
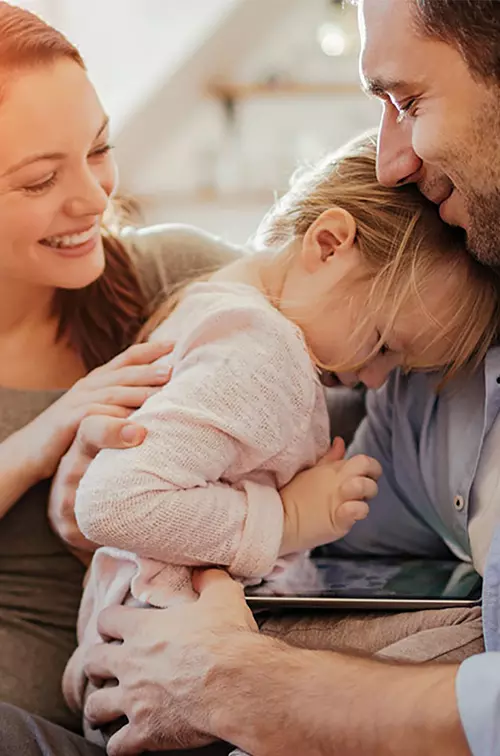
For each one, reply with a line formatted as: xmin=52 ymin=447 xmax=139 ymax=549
xmin=13 ymin=0 xmax=381 ymax=243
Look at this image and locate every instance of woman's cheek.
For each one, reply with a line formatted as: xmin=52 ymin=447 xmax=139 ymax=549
xmin=100 ymin=156 xmax=119 ymax=199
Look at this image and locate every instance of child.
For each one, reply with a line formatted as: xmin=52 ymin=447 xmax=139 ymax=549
xmin=63 ymin=133 xmax=499 ymax=743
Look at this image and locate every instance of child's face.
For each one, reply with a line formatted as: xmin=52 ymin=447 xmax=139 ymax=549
xmin=279 ymin=209 xmax=462 ymax=390
xmin=301 ymin=267 xmax=460 ymax=390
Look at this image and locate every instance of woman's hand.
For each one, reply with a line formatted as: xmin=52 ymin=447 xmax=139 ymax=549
xmin=279 ymin=437 xmax=382 ymax=555
xmin=48 ymin=414 xmax=149 ymax=560
xmin=24 ymin=341 xmax=173 ymax=483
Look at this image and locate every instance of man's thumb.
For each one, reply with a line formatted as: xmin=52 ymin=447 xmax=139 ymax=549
xmin=318 ymin=436 xmax=345 ymax=465
xmin=193 ymin=568 xmax=244 ymax=603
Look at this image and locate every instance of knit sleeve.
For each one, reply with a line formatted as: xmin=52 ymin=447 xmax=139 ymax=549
xmin=75 ymin=294 xmax=317 ymax=580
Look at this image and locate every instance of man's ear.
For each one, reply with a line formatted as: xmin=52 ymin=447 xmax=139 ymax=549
xmin=301 ymin=208 xmax=357 ymax=273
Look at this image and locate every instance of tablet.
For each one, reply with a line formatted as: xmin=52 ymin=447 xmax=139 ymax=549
xmin=245 ymin=556 xmax=482 ymax=610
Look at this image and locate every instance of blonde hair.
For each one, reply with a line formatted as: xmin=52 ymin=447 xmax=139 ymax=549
xmin=142 ymin=132 xmax=499 ymax=382
xmin=254 ymin=131 xmax=499 ymax=381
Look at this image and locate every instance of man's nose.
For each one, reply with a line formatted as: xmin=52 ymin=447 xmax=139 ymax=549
xmin=376 ymin=105 xmax=422 ymax=187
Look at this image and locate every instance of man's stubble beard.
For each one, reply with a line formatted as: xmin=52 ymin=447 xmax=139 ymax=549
xmin=465 ymin=187 xmax=500 ymax=266
xmin=461 ymin=93 xmax=500 ymax=266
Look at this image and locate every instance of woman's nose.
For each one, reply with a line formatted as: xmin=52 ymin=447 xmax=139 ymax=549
xmin=65 ymin=171 xmax=111 ymax=218
xmin=377 ymin=106 xmax=422 ymax=187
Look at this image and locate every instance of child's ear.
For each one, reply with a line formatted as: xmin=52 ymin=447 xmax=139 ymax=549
xmin=301 ymin=208 xmax=357 ymax=273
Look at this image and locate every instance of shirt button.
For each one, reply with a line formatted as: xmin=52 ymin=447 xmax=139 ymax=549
xmin=454 ymin=495 xmax=465 ymax=512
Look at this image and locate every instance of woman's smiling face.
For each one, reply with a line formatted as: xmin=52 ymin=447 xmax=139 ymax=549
xmin=0 ymin=58 xmax=117 ymax=292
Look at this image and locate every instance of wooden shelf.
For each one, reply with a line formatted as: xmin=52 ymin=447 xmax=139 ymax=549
xmin=138 ymin=188 xmax=281 ymax=208
xmin=208 ymin=81 xmax=362 ymax=100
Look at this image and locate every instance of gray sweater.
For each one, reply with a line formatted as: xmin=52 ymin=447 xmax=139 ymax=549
xmin=0 ymin=224 xmax=240 ymax=730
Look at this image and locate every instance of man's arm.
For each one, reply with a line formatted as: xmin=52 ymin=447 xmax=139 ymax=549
xmin=213 ymin=636 xmax=469 ymax=756
xmin=84 ymin=570 xmax=471 ymax=756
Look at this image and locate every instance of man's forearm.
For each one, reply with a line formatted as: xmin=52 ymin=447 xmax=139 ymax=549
xmin=209 ymin=635 xmax=471 ymax=756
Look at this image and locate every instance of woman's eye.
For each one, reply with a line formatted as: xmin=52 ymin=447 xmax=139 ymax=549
xmin=90 ymin=143 xmax=114 ymax=158
xmin=22 ymin=174 xmax=57 ymax=194
xmin=379 ymin=343 xmax=390 ymax=356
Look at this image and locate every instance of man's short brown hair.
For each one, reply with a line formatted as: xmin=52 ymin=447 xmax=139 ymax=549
xmin=412 ymin=0 xmax=500 ymax=83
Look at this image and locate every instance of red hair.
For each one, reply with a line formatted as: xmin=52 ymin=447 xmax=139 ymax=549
xmin=0 ymin=2 xmax=84 ymax=69
xmin=0 ymin=2 xmax=148 ymax=369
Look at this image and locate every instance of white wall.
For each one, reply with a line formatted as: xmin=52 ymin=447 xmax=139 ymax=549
xmin=13 ymin=0 xmax=239 ymax=128
xmin=132 ymin=1 xmax=381 ymax=243
xmin=12 ymin=1 xmax=381 ymax=244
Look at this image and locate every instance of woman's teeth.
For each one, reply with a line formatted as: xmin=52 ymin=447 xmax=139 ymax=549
xmin=40 ymin=226 xmax=97 ymax=249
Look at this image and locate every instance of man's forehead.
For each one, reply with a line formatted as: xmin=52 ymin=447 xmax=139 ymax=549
xmin=358 ymin=0 xmax=427 ymax=92
xmin=359 ymin=0 xmax=415 ymax=41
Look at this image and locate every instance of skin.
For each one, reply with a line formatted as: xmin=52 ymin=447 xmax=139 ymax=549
xmin=359 ymin=0 xmax=500 ymax=264
xmin=83 ymin=0 xmax=491 ymax=753
xmin=0 ymin=60 xmax=173 ymax=553
xmin=84 ymin=569 xmax=469 ymax=756
xmin=220 ymin=206 xmax=474 ymax=390
xmin=0 ymin=59 xmax=115 ymax=387
xmin=262 ymin=207 xmax=470 ymax=389
xmin=80 ymin=196 xmax=479 ymax=753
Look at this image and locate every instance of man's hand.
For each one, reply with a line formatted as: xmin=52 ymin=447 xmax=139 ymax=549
xmin=84 ymin=569 xmax=258 ymax=756
xmin=84 ymin=567 xmax=471 ymax=756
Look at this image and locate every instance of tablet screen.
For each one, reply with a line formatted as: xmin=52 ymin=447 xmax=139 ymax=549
xmin=245 ymin=557 xmax=482 ymax=602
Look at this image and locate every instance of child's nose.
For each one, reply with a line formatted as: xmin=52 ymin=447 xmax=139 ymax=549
xmin=357 ymin=364 xmax=391 ymax=390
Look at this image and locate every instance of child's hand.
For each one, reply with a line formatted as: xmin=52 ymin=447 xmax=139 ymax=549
xmin=279 ymin=437 xmax=382 ymax=556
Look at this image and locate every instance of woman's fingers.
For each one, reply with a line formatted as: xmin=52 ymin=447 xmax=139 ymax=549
xmin=89 ymin=363 xmax=172 ymax=390
xmin=75 ymin=415 xmax=147 ymax=459
xmin=105 ymin=341 xmax=174 ymax=369
xmin=91 ymin=386 xmax=162 ymax=408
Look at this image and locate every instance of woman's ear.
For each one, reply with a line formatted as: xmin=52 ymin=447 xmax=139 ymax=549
xmin=301 ymin=208 xmax=357 ymax=273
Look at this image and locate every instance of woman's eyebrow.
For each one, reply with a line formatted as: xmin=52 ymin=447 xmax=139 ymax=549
xmin=1 ymin=115 xmax=110 ymax=177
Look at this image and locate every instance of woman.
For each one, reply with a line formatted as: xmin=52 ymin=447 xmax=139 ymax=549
xmin=0 ymin=1 xmax=239 ymax=730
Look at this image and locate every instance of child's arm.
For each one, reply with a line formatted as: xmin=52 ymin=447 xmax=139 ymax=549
xmin=75 ymin=304 xmax=317 ymax=580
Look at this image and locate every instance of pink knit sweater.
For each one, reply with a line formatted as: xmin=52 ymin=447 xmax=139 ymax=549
xmin=63 ymin=281 xmax=330 ymax=711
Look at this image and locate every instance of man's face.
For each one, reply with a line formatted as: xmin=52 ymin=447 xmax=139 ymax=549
xmin=359 ymin=0 xmax=500 ymax=265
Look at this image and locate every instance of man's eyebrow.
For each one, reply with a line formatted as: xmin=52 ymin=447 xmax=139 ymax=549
xmin=2 ymin=115 xmax=110 ymax=177
xmin=362 ymin=77 xmax=408 ymax=98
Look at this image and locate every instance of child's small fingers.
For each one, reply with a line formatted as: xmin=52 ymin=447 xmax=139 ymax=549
xmin=340 ymin=476 xmax=378 ymax=502
xmin=318 ymin=436 xmax=346 ymax=465
xmin=335 ymin=500 xmax=370 ymax=533
xmin=344 ymin=454 xmax=383 ymax=481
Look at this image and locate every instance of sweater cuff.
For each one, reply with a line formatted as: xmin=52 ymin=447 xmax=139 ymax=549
xmin=229 ymin=480 xmax=283 ymax=579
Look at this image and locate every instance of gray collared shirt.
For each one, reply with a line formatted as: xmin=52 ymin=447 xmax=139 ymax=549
xmin=329 ymin=347 xmax=500 ymax=755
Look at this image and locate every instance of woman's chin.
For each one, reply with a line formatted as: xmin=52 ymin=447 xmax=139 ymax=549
xmin=55 ymin=262 xmax=105 ymax=290
xmin=39 ymin=239 xmax=106 ymax=289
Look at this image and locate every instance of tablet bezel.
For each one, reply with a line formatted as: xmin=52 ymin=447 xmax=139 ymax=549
xmin=246 ymin=595 xmax=482 ymax=610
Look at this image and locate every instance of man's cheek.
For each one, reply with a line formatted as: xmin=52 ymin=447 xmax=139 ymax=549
xmin=412 ymin=114 xmax=449 ymax=166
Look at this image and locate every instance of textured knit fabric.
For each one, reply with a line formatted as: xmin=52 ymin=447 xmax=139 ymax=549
xmin=64 ymin=281 xmax=330 ymax=712
xmin=0 ymin=224 xmax=240 ymax=730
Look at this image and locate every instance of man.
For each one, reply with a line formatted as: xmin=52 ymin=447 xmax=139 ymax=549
xmin=2 ymin=0 xmax=500 ymax=754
